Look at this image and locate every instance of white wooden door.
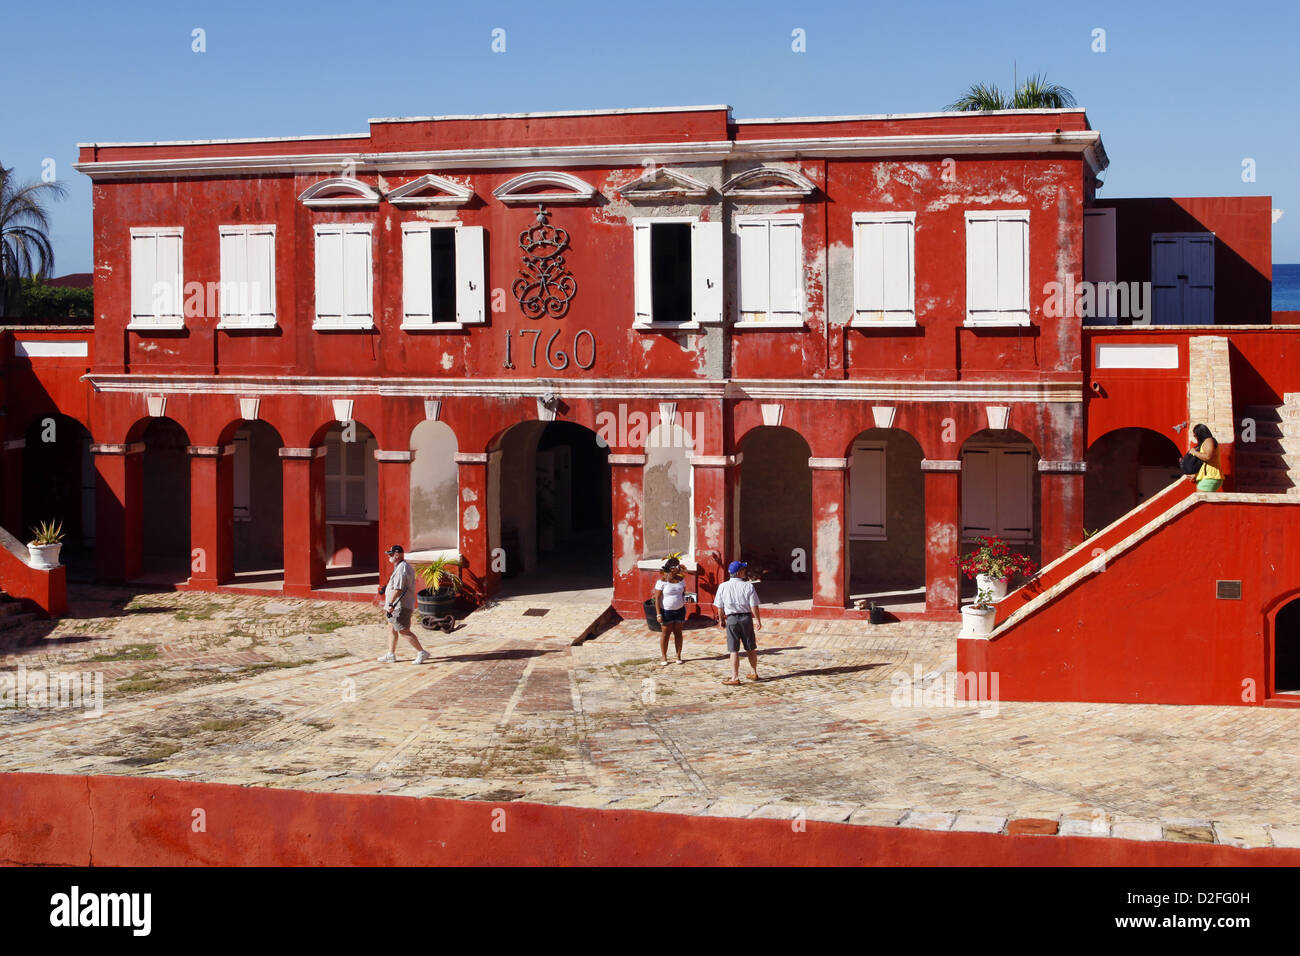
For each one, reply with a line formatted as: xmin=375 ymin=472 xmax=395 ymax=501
xmin=1152 ymin=233 xmax=1214 ymax=325
xmin=849 ymin=442 xmax=886 ymax=540
xmin=962 ymin=446 xmax=1034 ymax=542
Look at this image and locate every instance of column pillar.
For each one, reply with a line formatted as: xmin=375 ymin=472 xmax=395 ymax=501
xmin=280 ymin=446 xmax=327 ymax=596
xmin=454 ymin=450 xmax=499 ymax=596
xmin=374 ymin=449 xmax=412 ymax=557
xmin=809 ymin=457 xmax=850 ymax=611
xmin=1039 ymin=460 xmax=1086 ymax=565
xmin=91 ymin=442 xmax=145 ymax=583
xmin=1 ymin=438 xmax=25 ymax=534
xmin=608 ymin=454 xmax=646 ymax=612
xmin=922 ymin=459 xmax=962 ymax=615
xmin=689 ymin=453 xmax=741 ymax=611
xmin=186 ymin=443 xmax=235 ymax=588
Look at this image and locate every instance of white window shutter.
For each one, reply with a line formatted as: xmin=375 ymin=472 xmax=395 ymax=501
xmin=364 ymin=438 xmax=379 ymax=521
xmin=633 ymin=221 xmax=653 ymax=323
xmin=967 ymin=217 xmax=998 ymax=317
xmin=961 ymin=449 xmax=998 ymax=538
xmin=854 ymin=219 xmax=883 ymax=314
xmin=156 ymin=233 xmax=182 ymax=321
xmin=315 ymin=228 xmax=343 ymax=322
xmin=131 ymin=234 xmax=156 ymax=319
xmin=996 ymin=217 xmax=1028 ymax=313
xmin=882 ymin=220 xmax=912 ymax=315
xmin=219 ymin=230 xmax=243 ymax=321
xmin=849 ymin=443 xmax=886 ymax=540
xmin=995 ymin=449 xmax=1033 ymax=540
xmin=737 ymin=220 xmax=769 ymax=316
xmin=455 ymin=225 xmax=486 ymax=324
xmin=690 ymin=221 xmax=723 ymax=323
xmin=233 ymin=430 xmax=251 ymax=520
xmin=768 ymin=220 xmax=802 ymax=319
xmin=248 ymin=228 xmax=275 ymax=322
xmin=402 ymin=225 xmax=432 ymax=323
xmin=342 ymin=228 xmax=372 ymax=321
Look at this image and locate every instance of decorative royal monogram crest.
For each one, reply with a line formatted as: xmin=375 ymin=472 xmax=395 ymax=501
xmin=512 ymin=204 xmax=577 ymax=319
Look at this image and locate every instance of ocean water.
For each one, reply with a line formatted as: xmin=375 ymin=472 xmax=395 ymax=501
xmin=1276 ymin=264 xmax=1300 ymax=311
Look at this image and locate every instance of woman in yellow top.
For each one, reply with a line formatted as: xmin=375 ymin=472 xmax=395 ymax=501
xmin=1188 ymin=424 xmax=1224 ymax=491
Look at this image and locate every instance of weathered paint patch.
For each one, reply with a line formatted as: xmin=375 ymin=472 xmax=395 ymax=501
xmin=441 ymin=353 xmax=454 ymax=370
xmin=461 ymin=487 xmax=478 ymax=502
xmin=463 ymin=505 xmax=480 ymax=530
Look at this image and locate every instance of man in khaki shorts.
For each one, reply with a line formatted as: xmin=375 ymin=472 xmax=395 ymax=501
xmin=715 ymin=560 xmax=761 ymax=685
xmin=378 ymin=545 xmax=430 ymax=664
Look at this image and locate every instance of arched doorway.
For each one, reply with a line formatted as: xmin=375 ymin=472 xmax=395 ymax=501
xmin=21 ymin=414 xmax=94 ymax=574
xmin=1274 ymin=597 xmax=1300 ymax=696
xmin=140 ymin=417 xmax=192 ymax=576
xmin=738 ymin=426 xmax=812 ymax=606
xmin=959 ymin=428 xmax=1041 ymax=598
xmin=409 ymin=420 xmax=458 ymax=552
xmin=846 ymin=427 xmax=924 ymax=610
xmin=493 ymin=420 xmax=612 ymax=593
xmin=643 ymin=418 xmax=694 ymax=562
xmin=231 ymin=421 xmax=284 ymax=578
xmin=1085 ymin=427 xmax=1182 ymax=532
xmin=322 ymin=422 xmax=378 ymax=574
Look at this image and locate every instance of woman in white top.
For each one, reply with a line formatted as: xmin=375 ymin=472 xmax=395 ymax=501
xmin=654 ymin=558 xmax=688 ymax=665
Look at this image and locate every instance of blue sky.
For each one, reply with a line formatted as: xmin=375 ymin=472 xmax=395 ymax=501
xmin=4 ymin=0 xmax=1298 ymax=273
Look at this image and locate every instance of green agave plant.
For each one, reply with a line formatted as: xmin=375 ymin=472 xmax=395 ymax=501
xmin=30 ymin=519 xmax=65 ymax=545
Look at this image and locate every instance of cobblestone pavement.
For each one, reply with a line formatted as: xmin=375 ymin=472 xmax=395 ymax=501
xmin=3 ymin=585 xmax=1300 ymax=848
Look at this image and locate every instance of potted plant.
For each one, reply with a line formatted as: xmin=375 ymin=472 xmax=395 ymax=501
xmin=951 ymin=535 xmax=1037 ymax=603
xmin=960 ymin=586 xmax=998 ymax=637
xmin=417 ymin=554 xmax=468 ymax=619
xmin=28 ymin=519 xmax=65 ymax=569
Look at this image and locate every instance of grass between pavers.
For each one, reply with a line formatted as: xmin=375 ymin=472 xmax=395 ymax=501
xmin=86 ymin=642 xmax=159 ymax=663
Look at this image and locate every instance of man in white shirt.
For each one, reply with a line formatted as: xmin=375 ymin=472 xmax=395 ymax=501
xmin=379 ymin=544 xmax=430 ymax=664
xmin=714 ymin=560 xmax=761 ymax=684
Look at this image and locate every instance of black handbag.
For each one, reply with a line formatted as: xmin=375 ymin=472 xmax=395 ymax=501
xmin=1179 ymin=451 xmax=1202 ymax=475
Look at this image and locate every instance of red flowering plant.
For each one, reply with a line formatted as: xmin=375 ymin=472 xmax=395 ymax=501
xmin=951 ymin=535 xmax=1037 ymax=582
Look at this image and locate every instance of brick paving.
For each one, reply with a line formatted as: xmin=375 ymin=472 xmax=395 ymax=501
xmin=2 ymin=585 xmax=1300 ymax=846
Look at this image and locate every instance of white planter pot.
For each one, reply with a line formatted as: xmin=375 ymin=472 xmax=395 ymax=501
xmin=28 ymin=542 xmax=62 ymax=569
xmin=960 ymin=604 xmax=996 ymax=638
xmin=976 ymin=574 xmax=1009 ymax=602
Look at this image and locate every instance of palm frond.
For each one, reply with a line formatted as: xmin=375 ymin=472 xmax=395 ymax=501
xmin=1011 ymin=73 xmax=1077 ymax=109
xmin=945 ymin=82 xmax=1011 ymax=112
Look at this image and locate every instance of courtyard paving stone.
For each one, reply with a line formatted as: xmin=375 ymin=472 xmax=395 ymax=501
xmin=1 ymin=586 xmax=1298 ymax=847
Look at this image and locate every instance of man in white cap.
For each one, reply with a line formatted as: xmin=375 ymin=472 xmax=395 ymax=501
xmin=714 ymin=560 xmax=761 ymax=685
xmin=379 ymin=544 xmax=430 ymax=664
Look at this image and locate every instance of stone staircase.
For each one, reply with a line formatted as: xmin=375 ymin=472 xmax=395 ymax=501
xmin=0 ymin=592 xmax=37 ymax=632
xmin=1235 ymin=398 xmax=1300 ymax=494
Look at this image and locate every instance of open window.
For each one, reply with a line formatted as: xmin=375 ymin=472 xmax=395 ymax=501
xmin=965 ymin=210 xmax=1030 ymax=326
xmin=402 ymin=222 xmax=486 ymax=328
xmin=735 ymin=214 xmax=803 ymax=327
xmin=632 ymin=218 xmax=722 ymax=327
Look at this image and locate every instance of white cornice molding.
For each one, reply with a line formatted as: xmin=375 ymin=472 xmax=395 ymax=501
xmin=385 ymin=173 xmax=474 ymax=207
xmin=493 ymin=170 xmax=597 ymax=204
xmin=83 ymin=374 xmax=1083 ymax=403
xmin=616 ymin=167 xmax=712 ymax=200
xmin=298 ymin=177 xmax=381 ymax=208
xmin=72 ymin=131 xmax=1105 ymax=180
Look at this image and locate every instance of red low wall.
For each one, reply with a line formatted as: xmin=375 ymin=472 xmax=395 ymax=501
xmin=965 ymin=497 xmax=1300 ymax=705
xmin=0 ymin=526 xmax=66 ymax=617
xmin=2 ymin=772 xmax=1296 ymax=866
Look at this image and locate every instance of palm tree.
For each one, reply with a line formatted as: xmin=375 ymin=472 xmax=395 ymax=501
xmin=947 ymin=73 xmax=1077 ymax=112
xmin=0 ymin=165 xmax=66 ymax=317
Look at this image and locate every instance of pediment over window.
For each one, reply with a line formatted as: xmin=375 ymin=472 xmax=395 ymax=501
xmin=616 ymin=167 xmax=712 ymax=201
xmin=298 ymin=177 xmax=381 ymax=208
xmin=721 ymin=166 xmax=818 ymax=199
xmin=493 ymin=171 xmax=597 ymax=205
xmin=386 ymin=174 xmax=475 ymax=207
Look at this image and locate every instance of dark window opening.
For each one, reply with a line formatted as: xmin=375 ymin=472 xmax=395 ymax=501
xmin=430 ymin=229 xmax=457 ymax=323
xmin=651 ymin=222 xmax=691 ymax=323
xmin=1275 ymin=599 xmax=1300 ymax=694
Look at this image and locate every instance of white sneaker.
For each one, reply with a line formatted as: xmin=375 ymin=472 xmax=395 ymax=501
xmin=413 ymin=650 xmax=431 ymax=665
xmin=377 ymin=652 xmax=396 ymax=663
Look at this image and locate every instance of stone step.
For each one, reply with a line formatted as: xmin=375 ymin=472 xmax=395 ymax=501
xmin=1238 ymin=405 xmax=1284 ymax=423
xmin=0 ymin=612 xmax=37 ymax=631
xmin=1235 ymin=471 xmax=1296 ymax=489
xmin=1234 ymin=438 xmax=1287 ymax=455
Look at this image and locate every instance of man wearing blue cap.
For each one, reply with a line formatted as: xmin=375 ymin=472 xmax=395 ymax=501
xmin=714 ymin=560 xmax=761 ymax=685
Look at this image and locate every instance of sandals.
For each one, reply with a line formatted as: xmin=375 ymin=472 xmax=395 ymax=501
xmin=722 ymin=678 xmax=742 ymax=686
xmin=746 ymin=673 xmax=760 ymax=681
